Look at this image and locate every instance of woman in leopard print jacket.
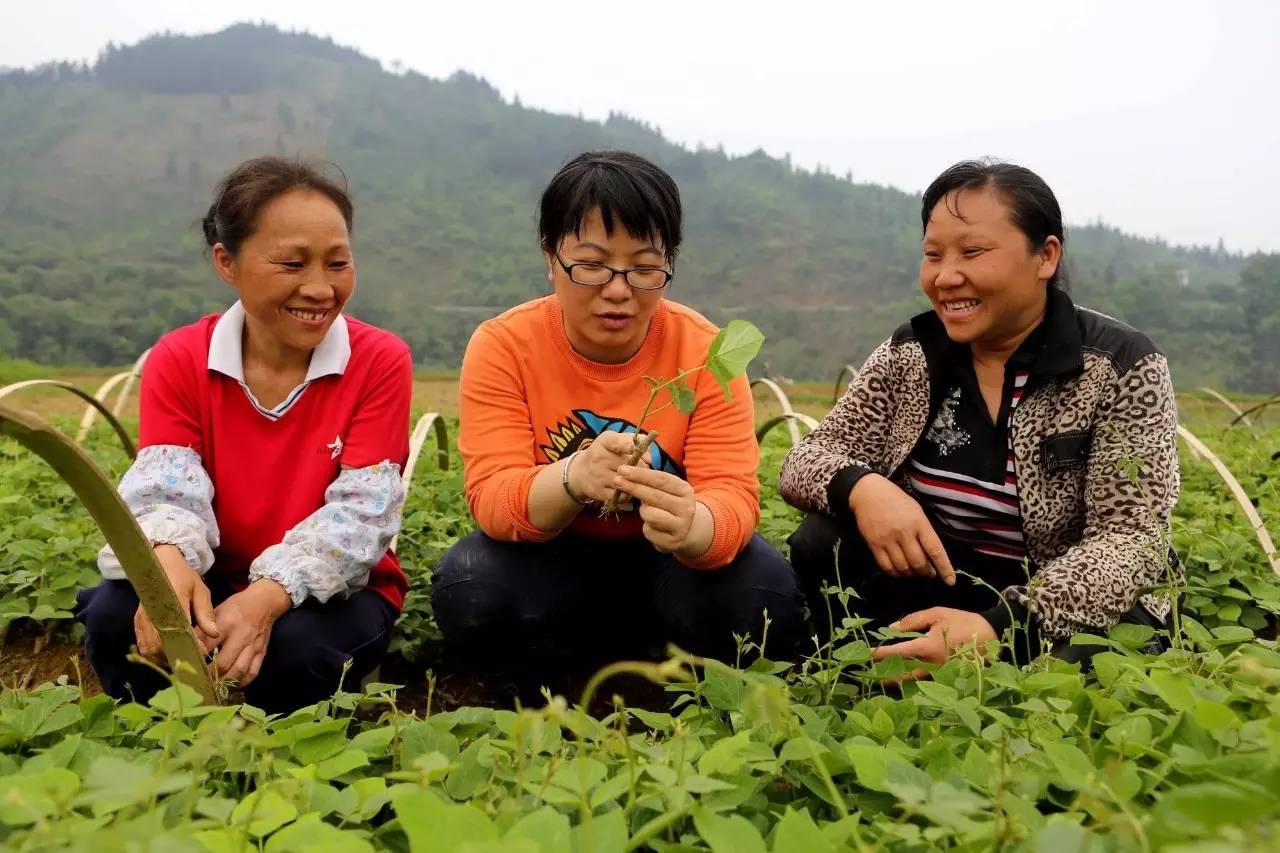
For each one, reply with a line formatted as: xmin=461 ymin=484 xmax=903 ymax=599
xmin=780 ymin=160 xmax=1180 ymax=672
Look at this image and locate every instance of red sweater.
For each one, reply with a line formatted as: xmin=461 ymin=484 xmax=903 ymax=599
xmin=138 ymin=314 xmax=412 ymax=610
xmin=459 ymin=297 xmax=759 ymax=569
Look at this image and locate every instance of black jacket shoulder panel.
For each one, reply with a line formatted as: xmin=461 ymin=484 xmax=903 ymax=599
xmin=890 ymin=320 xmax=918 ymax=345
xmin=1075 ymin=307 xmax=1163 ymax=375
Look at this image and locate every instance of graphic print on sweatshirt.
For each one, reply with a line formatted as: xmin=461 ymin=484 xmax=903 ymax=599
xmin=538 ymin=409 xmax=685 ymax=511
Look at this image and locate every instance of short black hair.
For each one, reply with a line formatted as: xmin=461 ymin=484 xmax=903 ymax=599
xmin=921 ymin=158 xmax=1068 ymax=290
xmin=538 ymin=150 xmax=682 ymax=263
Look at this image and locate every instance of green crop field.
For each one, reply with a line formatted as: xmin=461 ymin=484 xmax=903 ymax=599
xmin=0 ymin=384 xmax=1277 ymax=851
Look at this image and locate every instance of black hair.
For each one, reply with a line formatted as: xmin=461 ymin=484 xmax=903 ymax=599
xmin=202 ymin=156 xmax=354 ymax=255
xmin=537 ymin=150 xmax=682 ymax=263
xmin=921 ymin=158 xmax=1068 ymax=290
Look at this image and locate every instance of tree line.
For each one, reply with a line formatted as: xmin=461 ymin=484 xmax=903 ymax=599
xmin=0 ymin=24 xmax=1274 ymax=391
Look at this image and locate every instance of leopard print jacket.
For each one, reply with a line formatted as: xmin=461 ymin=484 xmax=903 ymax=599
xmin=779 ymin=290 xmax=1181 ymax=639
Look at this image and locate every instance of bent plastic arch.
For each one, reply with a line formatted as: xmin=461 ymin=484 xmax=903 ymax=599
xmin=750 ymin=377 xmax=803 ymax=445
xmin=832 ymin=363 xmax=858 ymax=406
xmin=76 ymin=348 xmax=151 ymax=444
xmin=0 ymin=380 xmax=136 ymax=459
xmin=1231 ymin=391 xmax=1280 ymax=427
xmin=1177 ymin=424 xmax=1279 ymax=576
xmin=0 ymin=401 xmax=217 ymax=703
xmin=391 ymin=412 xmax=450 ymax=553
xmin=1196 ymin=386 xmax=1253 ymax=429
xmin=756 ymin=412 xmax=819 ymax=445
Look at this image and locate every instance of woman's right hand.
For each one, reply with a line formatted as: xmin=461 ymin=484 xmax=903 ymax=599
xmin=134 ymin=544 xmax=221 ymax=663
xmin=568 ymin=431 xmax=649 ymax=503
xmin=848 ymin=474 xmax=956 ymax=584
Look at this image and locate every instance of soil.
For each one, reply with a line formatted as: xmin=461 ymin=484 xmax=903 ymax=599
xmin=0 ymin=622 xmax=670 ymax=718
xmin=0 ymin=622 xmax=100 ymax=695
xmin=381 ymin=656 xmax=673 ymax=717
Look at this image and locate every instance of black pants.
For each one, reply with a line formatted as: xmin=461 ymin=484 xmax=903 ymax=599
xmin=75 ymin=573 xmax=398 ymax=714
xmin=431 ymin=530 xmax=807 ymax=685
xmin=787 ymin=512 xmax=1167 ymax=663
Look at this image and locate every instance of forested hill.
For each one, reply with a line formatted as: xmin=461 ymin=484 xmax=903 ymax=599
xmin=1 ymin=24 xmax=1275 ymax=389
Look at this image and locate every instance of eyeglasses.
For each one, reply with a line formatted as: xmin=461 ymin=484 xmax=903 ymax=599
xmin=556 ymin=253 xmax=673 ymax=291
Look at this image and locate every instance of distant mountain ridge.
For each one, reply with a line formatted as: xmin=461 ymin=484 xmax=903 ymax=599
xmin=0 ymin=23 xmax=1273 ymax=389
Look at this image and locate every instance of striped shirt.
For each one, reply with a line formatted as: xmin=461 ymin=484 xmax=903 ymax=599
xmin=908 ymin=368 xmax=1031 ymax=561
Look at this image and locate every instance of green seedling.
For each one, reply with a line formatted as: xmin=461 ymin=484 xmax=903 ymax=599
xmin=602 ymin=319 xmax=765 ymax=512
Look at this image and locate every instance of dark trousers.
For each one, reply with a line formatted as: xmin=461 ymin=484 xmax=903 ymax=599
xmin=75 ymin=573 xmax=398 ymax=714
xmin=787 ymin=512 xmax=1167 ymax=663
xmin=431 ymin=530 xmax=807 ymax=685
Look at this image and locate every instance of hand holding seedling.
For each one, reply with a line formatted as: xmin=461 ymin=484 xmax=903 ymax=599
xmin=134 ymin=544 xmax=220 ymax=663
xmin=614 ymin=464 xmax=710 ymax=556
xmin=569 ymin=431 xmax=649 ymax=504
xmin=601 ymin=320 xmax=765 ymax=513
xmin=871 ymin=606 xmax=997 ymax=682
xmin=849 ymin=474 xmax=956 ymax=584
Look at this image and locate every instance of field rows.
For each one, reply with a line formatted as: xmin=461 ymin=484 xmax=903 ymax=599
xmin=0 ymin=391 xmax=1277 ymax=849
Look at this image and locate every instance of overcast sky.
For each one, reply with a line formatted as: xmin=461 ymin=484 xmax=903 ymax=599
xmin=4 ymin=0 xmax=1277 ymax=252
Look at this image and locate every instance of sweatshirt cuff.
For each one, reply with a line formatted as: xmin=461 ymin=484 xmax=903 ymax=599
xmin=247 ymin=550 xmax=313 ymax=607
xmin=502 ymin=469 xmax=560 ymax=543
xmin=677 ymin=496 xmax=741 ymax=570
xmin=827 ymin=464 xmax=875 ymax=526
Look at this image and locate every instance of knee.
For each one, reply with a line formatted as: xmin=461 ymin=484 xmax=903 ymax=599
xmin=263 ymin=615 xmax=349 ymax=680
xmin=732 ymin=538 xmax=807 ymax=636
xmin=431 ymin=532 xmax=523 ymax=636
xmin=76 ymin=580 xmax=161 ymax=702
xmin=432 ymin=531 xmax=491 ymax=585
xmin=664 ymin=537 xmax=807 ymax=656
xmin=786 ymin=513 xmax=844 ymax=573
xmin=77 ymin=581 xmax=139 ymax=649
xmin=257 ymin=595 xmax=396 ymax=691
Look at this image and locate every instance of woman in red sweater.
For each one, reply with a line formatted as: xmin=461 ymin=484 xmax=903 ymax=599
xmin=76 ymin=157 xmax=412 ymax=713
xmin=433 ymin=151 xmax=805 ymax=696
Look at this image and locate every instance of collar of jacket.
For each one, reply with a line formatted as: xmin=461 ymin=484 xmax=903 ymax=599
xmin=908 ymin=287 xmax=1085 ymax=404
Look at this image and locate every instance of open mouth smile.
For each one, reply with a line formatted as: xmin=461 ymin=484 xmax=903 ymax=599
xmin=940 ymin=298 xmax=981 ymax=316
xmin=286 ymin=307 xmax=332 ymax=327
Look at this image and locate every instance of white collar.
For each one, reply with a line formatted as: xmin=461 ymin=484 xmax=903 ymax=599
xmin=207 ymin=301 xmax=351 ymax=383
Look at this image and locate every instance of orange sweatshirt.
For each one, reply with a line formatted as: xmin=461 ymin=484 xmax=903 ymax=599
xmin=458 ymin=296 xmax=759 ymax=569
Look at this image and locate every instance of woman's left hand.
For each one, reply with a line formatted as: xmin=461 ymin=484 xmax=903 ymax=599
xmin=871 ymin=607 xmax=997 ymax=682
xmin=208 ymin=579 xmax=292 ymax=686
xmin=614 ymin=465 xmax=710 ymax=558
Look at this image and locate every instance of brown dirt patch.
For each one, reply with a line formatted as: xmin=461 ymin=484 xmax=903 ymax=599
xmin=4 ymin=372 xmax=462 ymax=423
xmin=0 ymin=623 xmax=100 ymax=695
xmin=409 ymin=378 xmax=460 ymax=419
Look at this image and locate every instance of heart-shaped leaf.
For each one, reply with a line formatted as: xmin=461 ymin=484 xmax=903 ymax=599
xmin=707 ymin=320 xmax=765 ymax=399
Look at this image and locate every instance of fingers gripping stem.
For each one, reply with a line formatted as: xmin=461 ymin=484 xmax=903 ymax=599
xmin=601 ymin=430 xmax=658 ymax=513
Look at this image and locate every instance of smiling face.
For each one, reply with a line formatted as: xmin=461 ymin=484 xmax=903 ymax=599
xmin=920 ymin=185 xmax=1061 ymax=355
xmin=211 ymin=188 xmax=355 ymax=359
xmin=546 ymin=206 xmax=670 ymax=364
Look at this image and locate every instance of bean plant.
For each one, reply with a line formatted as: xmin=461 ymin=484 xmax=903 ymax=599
xmin=600 ymin=319 xmax=765 ymax=512
xmin=0 ymin=408 xmax=1275 ymax=851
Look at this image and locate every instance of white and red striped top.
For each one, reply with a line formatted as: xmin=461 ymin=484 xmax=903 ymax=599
xmin=907 ymin=370 xmax=1029 ymax=560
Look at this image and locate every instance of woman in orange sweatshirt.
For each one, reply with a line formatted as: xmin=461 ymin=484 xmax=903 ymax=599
xmin=433 ymin=151 xmax=805 ymax=692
